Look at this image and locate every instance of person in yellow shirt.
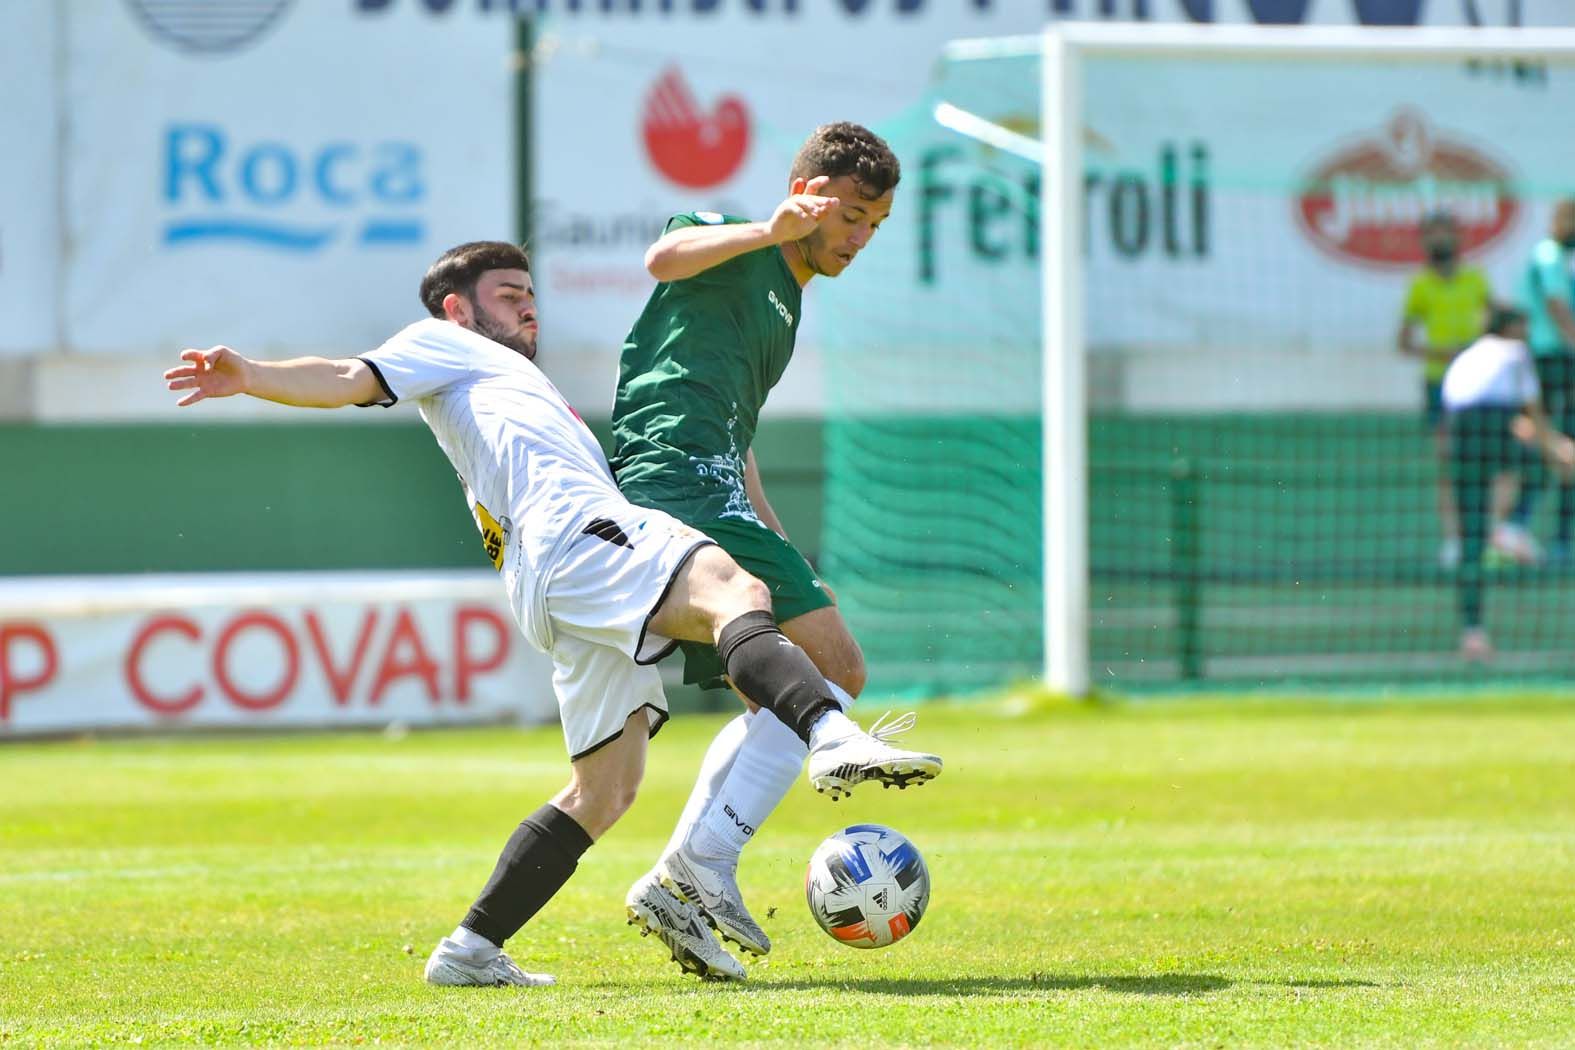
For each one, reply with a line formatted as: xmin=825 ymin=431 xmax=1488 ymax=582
xmin=1397 ymin=211 xmax=1493 ymax=568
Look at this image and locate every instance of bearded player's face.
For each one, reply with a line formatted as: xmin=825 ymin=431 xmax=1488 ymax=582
xmin=467 ymin=268 xmax=539 ymax=360
xmin=798 ymin=174 xmax=895 ymax=278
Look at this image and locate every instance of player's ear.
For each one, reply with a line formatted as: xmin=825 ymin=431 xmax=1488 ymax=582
xmin=442 ymin=292 xmax=470 ymax=326
xmin=789 ymin=176 xmax=809 ymax=196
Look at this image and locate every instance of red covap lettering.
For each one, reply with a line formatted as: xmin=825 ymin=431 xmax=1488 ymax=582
xmin=0 ymin=622 xmax=60 ymax=723
xmin=123 ymin=605 xmax=512 ymax=717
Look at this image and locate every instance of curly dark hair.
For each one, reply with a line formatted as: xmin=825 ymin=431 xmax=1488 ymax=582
xmin=790 ymin=122 xmax=900 ymax=201
xmin=419 ymin=241 xmax=531 ymax=318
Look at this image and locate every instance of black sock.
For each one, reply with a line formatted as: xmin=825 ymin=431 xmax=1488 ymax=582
xmin=460 ymin=803 xmax=593 ymax=947
xmin=717 ymin=610 xmax=837 ymax=744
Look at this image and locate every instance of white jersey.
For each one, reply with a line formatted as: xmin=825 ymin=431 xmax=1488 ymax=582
xmin=1441 ymin=333 xmax=1542 ymax=412
xmin=359 ymin=318 xmax=621 ymax=648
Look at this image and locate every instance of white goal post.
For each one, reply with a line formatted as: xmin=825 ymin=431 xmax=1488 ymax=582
xmin=942 ymin=23 xmax=1575 ymax=696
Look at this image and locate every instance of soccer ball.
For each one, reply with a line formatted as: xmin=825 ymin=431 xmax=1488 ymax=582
xmin=804 ymin=824 xmax=930 ymax=949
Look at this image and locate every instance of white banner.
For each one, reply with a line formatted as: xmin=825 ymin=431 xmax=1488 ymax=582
xmin=61 ymin=3 xmax=514 ymax=358
xmin=525 ymin=0 xmax=1572 ymax=415
xmin=0 ymin=1 xmax=60 ymax=356
xmin=816 ymin=39 xmax=1575 ymax=412
xmin=10 ymin=0 xmax=1571 ymax=403
xmin=0 ymin=572 xmax=557 ymax=737
xmin=1077 ymin=56 xmax=1564 ymax=353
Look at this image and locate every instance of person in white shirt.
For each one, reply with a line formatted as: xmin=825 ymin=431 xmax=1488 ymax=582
xmin=1441 ymin=305 xmax=1575 ymax=659
xmin=162 ymin=241 xmax=941 ymax=987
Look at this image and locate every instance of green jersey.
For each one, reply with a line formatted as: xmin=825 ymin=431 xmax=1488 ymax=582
xmin=1517 ymin=237 xmax=1575 ymax=356
xmin=611 ymin=212 xmax=804 ymax=520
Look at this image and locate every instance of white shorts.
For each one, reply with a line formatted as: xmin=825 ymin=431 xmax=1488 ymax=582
xmin=543 ymin=501 xmax=714 ymax=760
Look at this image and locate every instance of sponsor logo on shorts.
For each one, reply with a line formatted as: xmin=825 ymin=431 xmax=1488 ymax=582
xmin=474 ymin=501 xmax=508 ymax=570
xmin=582 ymin=517 xmax=634 ymax=549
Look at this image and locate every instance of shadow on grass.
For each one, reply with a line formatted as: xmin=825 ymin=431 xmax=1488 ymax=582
xmin=754 ymin=973 xmax=1233 ymax=997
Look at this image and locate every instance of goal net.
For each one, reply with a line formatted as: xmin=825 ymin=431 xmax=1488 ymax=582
xmin=816 ymin=25 xmax=1575 ymax=696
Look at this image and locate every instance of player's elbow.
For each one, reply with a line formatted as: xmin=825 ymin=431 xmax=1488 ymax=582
xmin=341 ymin=359 xmax=385 ymax=408
xmin=644 ymin=242 xmax=684 ymax=283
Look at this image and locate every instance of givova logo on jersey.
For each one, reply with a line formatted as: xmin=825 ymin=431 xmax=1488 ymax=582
xmin=767 ymin=289 xmax=793 ymax=327
xmin=162 ymin=124 xmax=427 ymax=253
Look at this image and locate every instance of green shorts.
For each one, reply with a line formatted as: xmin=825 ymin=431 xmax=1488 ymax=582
xmin=669 ymin=514 xmax=834 ymax=688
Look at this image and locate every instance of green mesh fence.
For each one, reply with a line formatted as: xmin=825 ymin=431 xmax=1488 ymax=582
xmin=817 ymin=43 xmax=1575 ymax=695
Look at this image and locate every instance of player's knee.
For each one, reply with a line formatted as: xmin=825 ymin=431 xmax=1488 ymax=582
xmin=706 ymin=559 xmax=771 ymax=619
xmin=682 ymin=548 xmax=771 ymax=628
xmin=733 ymin=571 xmax=772 ymax=615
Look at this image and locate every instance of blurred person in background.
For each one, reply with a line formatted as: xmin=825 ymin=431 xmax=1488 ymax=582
xmin=1500 ymin=198 xmax=1575 ymax=564
xmin=1397 ymin=210 xmax=1492 ymax=569
xmin=1442 ymin=306 xmax=1575 ymax=660
xmin=610 ymin=122 xmax=903 ymax=963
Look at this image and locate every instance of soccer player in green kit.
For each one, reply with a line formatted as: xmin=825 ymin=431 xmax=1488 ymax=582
xmin=612 ymin=123 xmax=924 ymax=976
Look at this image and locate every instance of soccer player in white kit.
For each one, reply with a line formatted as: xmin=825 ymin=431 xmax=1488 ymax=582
xmin=1442 ymin=305 xmax=1575 ymax=659
xmin=162 ymin=241 xmax=942 ymax=986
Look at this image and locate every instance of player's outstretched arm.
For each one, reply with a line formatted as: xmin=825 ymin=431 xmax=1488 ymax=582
xmin=1523 ymin=401 xmax=1575 ymax=481
xmin=163 ymin=346 xmax=383 ymax=409
xmin=644 ymin=175 xmax=838 ymax=282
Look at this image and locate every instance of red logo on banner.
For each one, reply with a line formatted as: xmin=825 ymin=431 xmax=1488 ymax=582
xmin=642 ymin=66 xmax=750 ymax=189
xmin=0 ymin=623 xmax=59 ymax=722
xmin=121 ymin=605 xmax=511 ymax=717
xmin=1295 ymin=109 xmax=1518 ymax=269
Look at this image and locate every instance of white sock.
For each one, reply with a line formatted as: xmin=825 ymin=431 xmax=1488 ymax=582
xmin=825 ymin=680 xmax=856 ymax=713
xmin=451 ymin=925 xmax=497 ymax=953
xmin=663 ymin=711 xmax=753 ymax=856
xmin=807 ymin=707 xmax=861 ymax=753
xmin=688 ymin=682 xmax=859 ymax=863
xmin=692 ymin=709 xmax=806 ymax=862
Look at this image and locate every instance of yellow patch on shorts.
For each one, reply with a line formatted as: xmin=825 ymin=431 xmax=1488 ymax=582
xmin=474 ymin=501 xmax=506 ymax=570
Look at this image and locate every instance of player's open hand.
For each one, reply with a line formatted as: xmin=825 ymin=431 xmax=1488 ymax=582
xmin=164 ymin=346 xmax=250 ymax=407
xmin=768 ymin=175 xmax=838 ymax=243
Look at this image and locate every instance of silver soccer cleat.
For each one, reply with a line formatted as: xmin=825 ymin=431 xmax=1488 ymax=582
xmin=658 ymin=845 xmax=771 ymax=957
xmin=807 ymin=711 xmax=943 ymax=801
xmin=625 ymin=872 xmax=747 ymax=982
xmin=423 ymin=937 xmax=555 ymax=988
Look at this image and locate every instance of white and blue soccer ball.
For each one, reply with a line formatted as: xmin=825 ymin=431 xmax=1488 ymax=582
xmin=805 ymin=824 xmax=930 ymax=949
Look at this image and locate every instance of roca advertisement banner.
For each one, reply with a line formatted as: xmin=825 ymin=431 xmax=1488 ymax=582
xmin=59 ymin=2 xmax=514 ymax=358
xmin=0 ymin=573 xmax=557 ymax=737
xmin=4 ymin=0 xmax=1569 ymax=394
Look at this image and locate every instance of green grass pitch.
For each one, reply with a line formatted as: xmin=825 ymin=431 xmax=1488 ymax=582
xmin=3 ymin=696 xmax=1573 ymax=1047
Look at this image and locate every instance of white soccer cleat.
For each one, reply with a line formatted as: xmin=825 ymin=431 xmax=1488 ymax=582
xmin=807 ymin=711 xmax=943 ymax=801
xmin=625 ymin=872 xmax=747 ymax=982
xmin=1491 ymin=522 xmax=1542 ymax=565
xmin=1459 ymin=627 xmax=1494 ymax=662
xmin=422 ymin=937 xmax=555 ymax=987
xmin=658 ymin=846 xmax=771 ymax=957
